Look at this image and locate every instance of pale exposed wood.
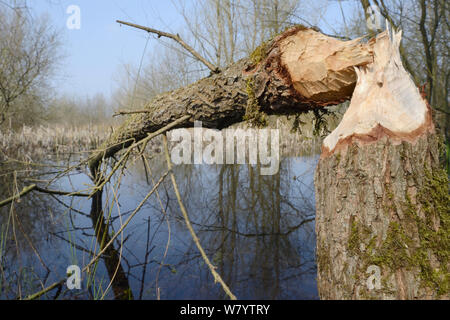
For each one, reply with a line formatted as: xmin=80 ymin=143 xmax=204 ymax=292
xmin=323 ymin=30 xmax=433 ymax=155
xmin=278 ymin=29 xmax=373 ymax=103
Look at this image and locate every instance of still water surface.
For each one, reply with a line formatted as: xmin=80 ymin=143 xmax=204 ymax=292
xmin=0 ymin=152 xmax=319 ymax=300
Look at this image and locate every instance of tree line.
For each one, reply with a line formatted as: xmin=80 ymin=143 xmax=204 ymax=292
xmin=0 ymin=0 xmax=113 ymax=130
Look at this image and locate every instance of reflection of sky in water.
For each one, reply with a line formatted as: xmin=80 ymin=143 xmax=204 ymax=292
xmin=1 ymin=155 xmax=320 ymax=300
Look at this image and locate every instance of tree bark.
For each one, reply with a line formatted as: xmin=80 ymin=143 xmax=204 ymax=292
xmin=89 ymin=26 xmax=375 ymax=172
xmin=315 ymin=30 xmax=449 ymax=299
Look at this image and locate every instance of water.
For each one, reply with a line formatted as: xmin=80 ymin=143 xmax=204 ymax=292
xmin=0 ymin=153 xmax=320 ymax=300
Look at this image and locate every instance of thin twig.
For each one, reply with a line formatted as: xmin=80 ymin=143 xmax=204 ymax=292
xmin=113 ymin=109 xmax=154 ymax=117
xmin=34 ymin=186 xmax=91 ymax=197
xmin=0 ymin=184 xmax=36 ymax=208
xmin=24 ymin=280 xmax=65 ymax=300
xmin=83 ymin=172 xmax=168 ymax=272
xmin=139 ymin=218 xmax=151 ymax=300
xmin=116 ymin=20 xmax=219 ymax=74
xmin=162 ymin=134 xmax=237 ymax=300
xmin=0 ymin=184 xmax=91 ymax=209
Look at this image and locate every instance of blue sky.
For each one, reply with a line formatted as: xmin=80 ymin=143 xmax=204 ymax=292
xmin=32 ymin=0 xmax=186 ymax=100
xmin=28 ymin=0 xmax=358 ymax=100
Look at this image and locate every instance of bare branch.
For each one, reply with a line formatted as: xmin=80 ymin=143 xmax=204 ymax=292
xmin=116 ymin=20 xmax=220 ymax=74
xmin=112 ymin=109 xmax=153 ymax=117
xmin=0 ymin=184 xmax=36 ymax=208
xmin=0 ymin=183 xmax=91 ymax=209
xmin=34 ymin=186 xmax=90 ymax=197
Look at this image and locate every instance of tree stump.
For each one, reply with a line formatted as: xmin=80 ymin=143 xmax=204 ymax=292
xmin=315 ymin=29 xmax=449 ymax=299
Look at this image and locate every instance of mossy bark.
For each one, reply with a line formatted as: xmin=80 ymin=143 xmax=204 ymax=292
xmin=315 ymin=131 xmax=449 ymax=299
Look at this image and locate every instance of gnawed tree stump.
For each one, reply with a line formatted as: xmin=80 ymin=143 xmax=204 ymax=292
xmin=315 ymin=29 xmax=449 ymax=299
xmin=89 ymin=26 xmax=375 ymax=172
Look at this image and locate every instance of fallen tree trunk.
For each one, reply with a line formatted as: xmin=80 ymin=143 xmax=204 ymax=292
xmin=89 ymin=25 xmax=375 ymax=174
xmin=315 ymin=29 xmax=449 ymax=299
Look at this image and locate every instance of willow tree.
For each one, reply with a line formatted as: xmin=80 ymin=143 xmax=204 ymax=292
xmin=89 ymin=23 xmax=375 ymax=173
xmin=88 ymin=23 xmax=448 ymax=300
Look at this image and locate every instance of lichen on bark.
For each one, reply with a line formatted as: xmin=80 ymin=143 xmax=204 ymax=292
xmin=315 ymin=131 xmax=449 ymax=299
xmin=403 ymin=168 xmax=449 ymax=296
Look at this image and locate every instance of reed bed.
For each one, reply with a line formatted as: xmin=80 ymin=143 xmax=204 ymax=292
xmin=0 ymin=124 xmax=110 ymax=161
xmin=0 ymin=107 xmax=344 ymax=163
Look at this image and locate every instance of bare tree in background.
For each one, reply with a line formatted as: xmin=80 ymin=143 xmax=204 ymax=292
xmin=115 ymin=0 xmax=317 ymax=111
xmin=113 ymin=45 xmax=200 ymax=112
xmin=0 ymin=3 xmax=61 ymax=128
xmin=173 ymin=0 xmax=301 ymax=67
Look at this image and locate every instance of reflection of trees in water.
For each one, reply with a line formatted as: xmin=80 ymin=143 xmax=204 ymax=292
xmin=0 ymin=146 xmax=318 ymax=299
xmin=0 ymin=160 xmax=134 ymax=300
xmin=0 ymin=164 xmax=59 ymax=298
xmin=166 ymin=158 xmax=317 ymax=299
xmin=89 ymin=187 xmax=133 ymax=300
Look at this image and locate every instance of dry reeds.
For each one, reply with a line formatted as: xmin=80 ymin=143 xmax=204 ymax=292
xmin=0 ymin=124 xmax=111 ymax=160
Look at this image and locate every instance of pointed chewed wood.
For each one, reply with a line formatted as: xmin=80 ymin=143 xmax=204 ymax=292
xmin=322 ymin=30 xmax=434 ymax=157
xmin=247 ymin=26 xmax=374 ymax=111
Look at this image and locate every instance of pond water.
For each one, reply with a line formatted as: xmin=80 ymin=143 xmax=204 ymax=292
xmin=0 ymin=151 xmax=320 ymax=300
